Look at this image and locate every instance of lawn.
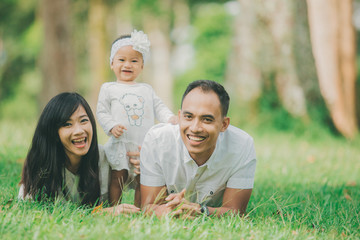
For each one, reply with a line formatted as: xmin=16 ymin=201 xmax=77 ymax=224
xmin=0 ymin=119 xmax=359 ymax=239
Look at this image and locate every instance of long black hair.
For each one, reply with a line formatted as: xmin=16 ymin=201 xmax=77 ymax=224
xmin=20 ymin=92 xmax=100 ymax=205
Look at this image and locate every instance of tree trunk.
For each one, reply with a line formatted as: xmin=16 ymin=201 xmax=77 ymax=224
xmin=267 ymin=0 xmax=307 ymax=118
xmin=88 ymin=0 xmax=108 ymax=110
xmin=227 ymin=0 xmax=307 ymax=118
xmin=40 ymin=0 xmax=75 ymax=107
xmin=226 ymin=0 xmax=262 ymax=105
xmin=307 ymin=0 xmax=358 ymax=138
xmin=142 ymin=1 xmax=174 ymax=111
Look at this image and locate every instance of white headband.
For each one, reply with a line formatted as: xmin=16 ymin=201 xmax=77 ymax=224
xmin=109 ymin=29 xmax=150 ymax=66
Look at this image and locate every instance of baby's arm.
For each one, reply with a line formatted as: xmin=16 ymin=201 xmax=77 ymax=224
xmin=167 ymin=115 xmax=178 ymax=125
xmin=151 ymin=88 xmax=177 ymax=124
xmin=97 ymin=84 xmax=122 ymax=135
xmin=110 ymin=124 xmax=127 ymax=138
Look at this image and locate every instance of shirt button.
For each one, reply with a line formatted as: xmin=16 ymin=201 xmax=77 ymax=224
xmin=210 ymin=191 xmax=213 ymax=195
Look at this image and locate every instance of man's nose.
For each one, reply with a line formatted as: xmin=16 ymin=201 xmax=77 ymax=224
xmin=189 ymin=119 xmax=202 ymax=132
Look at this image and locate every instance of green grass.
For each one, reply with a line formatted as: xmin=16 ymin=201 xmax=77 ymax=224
xmin=1 ymin=119 xmax=359 ymax=239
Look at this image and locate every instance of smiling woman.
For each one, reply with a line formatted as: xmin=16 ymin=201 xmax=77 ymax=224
xmin=18 ymin=92 xmax=139 ymax=213
xmin=58 ymin=105 xmax=93 ymax=174
xmin=18 ymin=92 xmax=101 ymax=205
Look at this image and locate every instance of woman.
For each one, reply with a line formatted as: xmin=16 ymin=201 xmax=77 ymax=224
xmin=19 ymin=92 xmax=139 ymax=213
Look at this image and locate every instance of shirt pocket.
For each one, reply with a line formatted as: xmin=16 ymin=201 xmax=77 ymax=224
xmin=196 ymin=183 xmax=226 ymax=207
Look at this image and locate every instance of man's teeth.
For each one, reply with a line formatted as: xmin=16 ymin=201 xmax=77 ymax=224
xmin=188 ymin=135 xmax=205 ymax=141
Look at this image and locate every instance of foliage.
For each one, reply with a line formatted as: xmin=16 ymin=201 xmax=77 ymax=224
xmin=174 ymin=3 xmax=232 ymax=108
xmin=0 ymin=0 xmax=38 ymax=102
xmin=1 ymin=119 xmax=359 ymax=239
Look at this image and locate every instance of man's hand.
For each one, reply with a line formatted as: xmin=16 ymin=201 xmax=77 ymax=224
xmin=128 ymin=146 xmax=141 ymax=174
xmin=165 ymin=189 xmax=202 ymax=219
xmin=110 ymin=124 xmax=127 ymax=138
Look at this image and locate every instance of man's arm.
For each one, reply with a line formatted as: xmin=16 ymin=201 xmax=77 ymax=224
xmin=169 ymin=187 xmax=252 ymax=218
xmin=208 ymin=188 xmax=252 ymax=216
xmin=141 ymin=184 xmax=175 ymax=217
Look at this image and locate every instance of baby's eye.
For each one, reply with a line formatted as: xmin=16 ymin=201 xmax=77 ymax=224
xmin=132 ymin=60 xmax=138 ymax=63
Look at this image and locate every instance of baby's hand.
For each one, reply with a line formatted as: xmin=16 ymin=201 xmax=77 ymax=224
xmin=168 ymin=115 xmax=178 ymax=125
xmin=110 ymin=124 xmax=127 ymax=138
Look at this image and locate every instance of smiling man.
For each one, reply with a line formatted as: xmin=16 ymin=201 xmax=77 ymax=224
xmin=140 ymin=80 xmax=257 ymax=217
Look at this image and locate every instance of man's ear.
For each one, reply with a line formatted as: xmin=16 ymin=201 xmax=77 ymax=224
xmin=221 ymin=117 xmax=230 ymax=132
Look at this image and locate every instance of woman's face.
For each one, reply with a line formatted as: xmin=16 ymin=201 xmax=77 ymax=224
xmin=58 ymin=105 xmax=93 ymax=170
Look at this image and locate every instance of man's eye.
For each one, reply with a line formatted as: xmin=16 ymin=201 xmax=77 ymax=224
xmin=184 ymin=115 xmax=192 ymax=119
xmin=204 ymin=118 xmax=213 ymax=123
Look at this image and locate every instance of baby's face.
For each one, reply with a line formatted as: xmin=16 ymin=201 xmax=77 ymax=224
xmin=111 ymin=45 xmax=144 ymax=84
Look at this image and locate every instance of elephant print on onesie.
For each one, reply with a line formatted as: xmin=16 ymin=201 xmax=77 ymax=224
xmin=120 ymin=93 xmax=145 ymax=126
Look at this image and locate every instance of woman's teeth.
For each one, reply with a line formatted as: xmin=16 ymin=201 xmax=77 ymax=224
xmin=73 ymin=138 xmax=86 ymax=144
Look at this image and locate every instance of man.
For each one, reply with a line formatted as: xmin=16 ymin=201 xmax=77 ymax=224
xmin=140 ymin=80 xmax=256 ymax=217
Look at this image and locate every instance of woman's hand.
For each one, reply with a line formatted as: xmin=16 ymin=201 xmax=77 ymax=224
xmin=102 ymin=204 xmax=140 ymax=215
xmin=128 ymin=146 xmax=141 ymax=174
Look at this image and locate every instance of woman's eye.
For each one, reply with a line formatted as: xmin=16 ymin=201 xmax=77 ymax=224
xmin=63 ymin=122 xmax=71 ymax=127
xmin=81 ymin=118 xmax=89 ymax=123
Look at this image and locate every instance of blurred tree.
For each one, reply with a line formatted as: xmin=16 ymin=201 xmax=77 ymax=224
xmin=226 ymin=0 xmax=332 ymax=132
xmin=88 ymin=0 xmax=108 ymax=109
xmin=175 ymin=3 xmax=232 ymax=107
xmin=133 ymin=0 xmax=175 ymax=109
xmin=40 ymin=0 xmax=75 ymax=106
xmin=0 ymin=0 xmax=37 ymax=102
xmin=227 ymin=1 xmax=307 ymax=118
xmin=307 ymin=0 xmax=358 ymax=138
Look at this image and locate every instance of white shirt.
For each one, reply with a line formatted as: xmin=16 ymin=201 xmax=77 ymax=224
xmin=140 ymin=124 xmax=257 ymax=207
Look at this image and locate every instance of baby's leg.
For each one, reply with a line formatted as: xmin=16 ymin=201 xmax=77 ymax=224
xmin=134 ymin=174 xmax=141 ymax=207
xmin=109 ymin=169 xmax=129 ymax=206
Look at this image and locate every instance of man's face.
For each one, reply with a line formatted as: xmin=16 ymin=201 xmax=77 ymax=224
xmin=178 ymin=87 xmax=229 ymax=165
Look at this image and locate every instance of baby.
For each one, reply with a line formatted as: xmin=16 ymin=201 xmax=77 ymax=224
xmin=97 ymin=30 xmax=177 ymax=206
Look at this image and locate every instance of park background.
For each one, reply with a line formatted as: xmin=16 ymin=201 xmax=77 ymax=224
xmin=0 ymin=0 xmax=359 ymax=239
